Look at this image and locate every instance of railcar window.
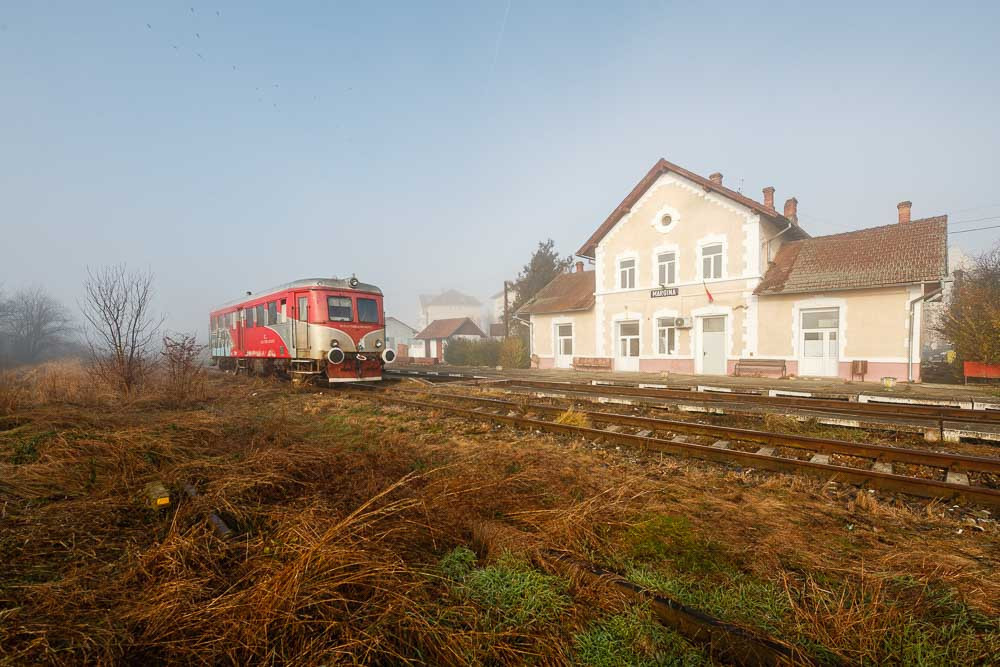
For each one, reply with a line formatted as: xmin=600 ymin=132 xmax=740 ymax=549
xmin=245 ymin=308 xmax=254 ymax=328
xmin=255 ymin=304 xmax=265 ymax=327
xmin=327 ymin=296 xmax=353 ymax=322
xmin=357 ymin=298 xmax=379 ymax=323
xmin=267 ymin=301 xmax=277 ymax=325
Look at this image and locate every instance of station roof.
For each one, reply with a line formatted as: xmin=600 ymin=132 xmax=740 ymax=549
xmin=517 ymin=270 xmax=595 ymax=316
xmin=755 ymin=216 xmax=948 ymax=295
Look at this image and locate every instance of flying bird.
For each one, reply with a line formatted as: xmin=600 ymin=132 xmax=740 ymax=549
xmin=146 ymin=23 xmax=152 ymax=29
xmin=195 ymin=32 xmax=200 ymax=38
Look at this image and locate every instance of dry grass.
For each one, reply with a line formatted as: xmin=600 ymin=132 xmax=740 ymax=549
xmin=1 ymin=370 xmax=998 ymax=664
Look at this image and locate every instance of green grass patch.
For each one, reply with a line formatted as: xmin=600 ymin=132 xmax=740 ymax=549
xmin=450 ymin=551 xmax=570 ymax=630
xmin=574 ymin=605 xmax=709 ymax=667
xmin=625 ymin=514 xmax=729 ymax=574
xmin=439 ymin=546 xmax=477 ymax=581
xmin=627 ymin=565 xmax=791 ymax=636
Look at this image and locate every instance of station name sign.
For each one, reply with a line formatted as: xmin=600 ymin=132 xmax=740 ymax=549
xmin=650 ymin=287 xmax=679 ymax=298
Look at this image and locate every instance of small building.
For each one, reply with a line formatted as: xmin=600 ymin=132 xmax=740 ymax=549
xmin=413 ymin=317 xmax=487 ymax=361
xmin=385 ymin=316 xmax=418 ymax=356
xmin=518 ymin=157 xmax=948 ymax=381
xmin=418 ymin=290 xmax=482 ymax=330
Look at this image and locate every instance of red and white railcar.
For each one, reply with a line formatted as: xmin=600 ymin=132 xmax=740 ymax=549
xmin=209 ymin=277 xmax=395 ymax=383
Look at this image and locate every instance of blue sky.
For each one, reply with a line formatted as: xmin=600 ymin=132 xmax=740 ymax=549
xmin=3 ymin=1 xmax=999 ymax=333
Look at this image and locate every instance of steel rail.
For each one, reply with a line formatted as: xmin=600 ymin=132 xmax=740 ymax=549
xmin=545 ymin=552 xmax=819 ymax=666
xmin=496 ymin=379 xmax=1000 ymax=426
xmin=372 ymin=385 xmax=1000 ymax=474
xmin=355 ymin=391 xmax=1000 ymax=508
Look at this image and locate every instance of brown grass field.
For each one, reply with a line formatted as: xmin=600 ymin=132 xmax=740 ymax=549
xmin=1 ymin=361 xmax=998 ymax=665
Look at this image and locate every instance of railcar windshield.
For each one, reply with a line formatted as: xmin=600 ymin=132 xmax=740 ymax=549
xmin=327 ymin=296 xmax=353 ymax=322
xmin=357 ymin=298 xmax=379 ymax=323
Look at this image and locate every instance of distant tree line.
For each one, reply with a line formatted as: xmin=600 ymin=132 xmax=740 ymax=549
xmin=0 ymin=286 xmax=81 ymax=367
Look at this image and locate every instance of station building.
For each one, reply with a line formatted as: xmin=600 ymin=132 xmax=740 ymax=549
xmin=518 ymin=158 xmax=948 ymax=381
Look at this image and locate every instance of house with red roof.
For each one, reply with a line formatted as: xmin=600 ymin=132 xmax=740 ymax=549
xmin=412 ymin=317 xmax=486 ymax=361
xmin=517 ymin=158 xmax=948 ymax=381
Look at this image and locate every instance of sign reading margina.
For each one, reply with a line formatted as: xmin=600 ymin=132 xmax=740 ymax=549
xmin=650 ymin=287 xmax=679 ymax=298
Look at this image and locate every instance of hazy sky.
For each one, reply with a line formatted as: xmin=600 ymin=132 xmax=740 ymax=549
xmin=3 ymin=2 xmax=1000 ymax=335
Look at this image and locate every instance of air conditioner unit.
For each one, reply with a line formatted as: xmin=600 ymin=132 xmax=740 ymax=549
xmin=674 ymin=317 xmax=693 ymax=329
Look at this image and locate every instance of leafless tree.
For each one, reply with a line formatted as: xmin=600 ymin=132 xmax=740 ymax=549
xmin=161 ymin=332 xmax=206 ymax=403
xmin=0 ymin=286 xmax=73 ymax=364
xmin=80 ymin=265 xmax=164 ymax=395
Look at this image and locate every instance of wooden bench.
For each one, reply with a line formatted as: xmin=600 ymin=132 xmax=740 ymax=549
xmin=572 ymin=357 xmax=613 ymax=371
xmin=733 ymin=358 xmax=786 ymax=377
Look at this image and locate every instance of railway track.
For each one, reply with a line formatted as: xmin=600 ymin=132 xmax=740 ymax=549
xmin=353 ymin=384 xmax=1000 ymax=508
xmin=386 ymin=370 xmax=1000 ymax=444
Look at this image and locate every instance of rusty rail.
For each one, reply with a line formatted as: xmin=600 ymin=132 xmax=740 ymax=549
xmin=497 ymin=379 xmax=1000 ymax=427
xmin=353 ymin=389 xmax=1000 ymax=508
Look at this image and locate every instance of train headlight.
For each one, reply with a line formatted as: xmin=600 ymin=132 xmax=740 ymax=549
xmin=357 ymin=341 xmax=365 ymax=351
xmin=349 ymin=276 xmax=359 ymax=288
xmin=375 ymin=340 xmax=383 ymax=348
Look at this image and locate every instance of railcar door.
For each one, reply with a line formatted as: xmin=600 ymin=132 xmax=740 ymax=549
xmin=294 ymin=293 xmax=310 ymax=355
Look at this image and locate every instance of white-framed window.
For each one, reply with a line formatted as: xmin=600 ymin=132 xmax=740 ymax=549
xmin=701 ymin=243 xmax=723 ymax=280
xmin=656 ymin=318 xmax=677 ymax=355
xmin=657 ymin=252 xmax=677 ymax=286
xmin=652 ymin=205 xmax=680 ymax=232
xmin=556 ymin=323 xmax=573 ymax=355
xmin=618 ymin=258 xmax=636 ymax=289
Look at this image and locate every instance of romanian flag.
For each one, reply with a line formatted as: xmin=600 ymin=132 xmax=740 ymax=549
xmin=703 ymin=281 xmax=714 ymax=303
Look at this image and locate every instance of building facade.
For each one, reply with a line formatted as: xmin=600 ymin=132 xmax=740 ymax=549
xmin=519 ymin=158 xmax=948 ymax=381
xmin=417 ymin=290 xmax=482 ymax=330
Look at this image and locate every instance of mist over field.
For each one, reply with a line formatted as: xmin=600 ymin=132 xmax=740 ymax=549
xmin=3 ymin=2 xmax=1000 ymax=340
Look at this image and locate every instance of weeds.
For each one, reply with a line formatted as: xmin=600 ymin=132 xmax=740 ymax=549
xmin=460 ymin=552 xmax=570 ymax=630
xmin=554 ymin=406 xmax=591 ymax=428
xmin=574 ymin=605 xmax=708 ymax=667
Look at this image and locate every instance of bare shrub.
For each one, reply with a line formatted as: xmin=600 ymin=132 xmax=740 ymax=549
xmin=160 ymin=333 xmax=206 ymax=404
xmin=0 ymin=369 xmax=25 ymax=414
xmin=80 ymin=265 xmax=163 ymax=396
xmin=499 ymin=336 xmax=529 ymax=369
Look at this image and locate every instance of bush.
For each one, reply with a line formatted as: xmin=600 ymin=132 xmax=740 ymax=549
xmin=499 ymin=337 xmax=529 ymax=369
xmin=443 ymin=338 xmax=502 ymax=367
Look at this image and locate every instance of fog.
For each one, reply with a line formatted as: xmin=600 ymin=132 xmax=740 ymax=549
xmin=3 ymin=2 xmax=1000 ymax=339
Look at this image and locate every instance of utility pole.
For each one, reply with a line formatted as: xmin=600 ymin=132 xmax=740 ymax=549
xmin=503 ymin=281 xmax=511 ymax=339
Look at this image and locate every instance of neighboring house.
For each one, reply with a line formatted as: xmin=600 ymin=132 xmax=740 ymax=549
xmin=413 ymin=317 xmax=487 ymax=361
xmin=385 ymin=316 xmax=418 ymax=356
xmin=417 ymin=290 xmax=482 ymax=330
xmin=518 ymin=157 xmax=948 ymax=381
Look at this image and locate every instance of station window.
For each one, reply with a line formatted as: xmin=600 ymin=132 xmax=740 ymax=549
xmin=357 ymin=298 xmax=379 ymax=323
xmin=656 ymin=317 xmax=677 ymax=355
xmin=701 ymin=243 xmax=723 ymax=280
xmin=328 ymin=296 xmax=353 ymax=322
xmin=618 ymin=258 xmax=636 ymax=289
xmin=657 ymin=252 xmax=677 ymax=286
xmin=267 ymin=301 xmax=277 ymax=325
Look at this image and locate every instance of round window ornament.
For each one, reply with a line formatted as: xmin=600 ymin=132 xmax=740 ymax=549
xmin=661 ymin=214 xmax=672 ymax=226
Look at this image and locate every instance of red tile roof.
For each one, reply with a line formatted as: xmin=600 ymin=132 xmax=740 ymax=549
xmin=517 ymin=270 xmax=595 ymax=316
xmin=415 ymin=317 xmax=486 ymax=340
xmin=755 ymin=216 xmax=948 ymax=295
xmin=577 ymin=158 xmax=809 ymax=258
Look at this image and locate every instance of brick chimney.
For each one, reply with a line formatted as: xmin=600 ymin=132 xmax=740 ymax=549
xmin=762 ymin=186 xmax=775 ymax=209
xmin=783 ymin=197 xmax=798 ymax=225
xmin=708 ymin=172 xmax=723 ymax=186
xmin=575 ymin=261 xmax=584 ymax=273
xmin=897 ymin=200 xmax=912 ymax=224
